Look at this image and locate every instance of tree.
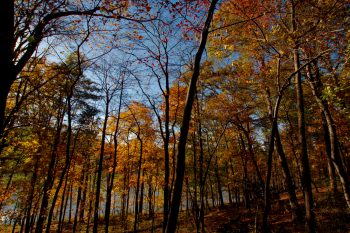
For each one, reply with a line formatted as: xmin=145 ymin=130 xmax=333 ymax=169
xmin=0 ymin=0 xmax=152 ymax=142
xmin=92 ymin=59 xmax=123 ymax=233
xmin=166 ymin=1 xmax=218 ymax=232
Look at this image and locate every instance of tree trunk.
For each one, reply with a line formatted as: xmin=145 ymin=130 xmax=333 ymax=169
xmin=321 ymin=113 xmax=337 ymax=194
xmin=73 ymin=162 xmax=86 ymax=233
xmin=58 ymin=178 xmax=70 ymax=233
xmin=87 ymin=173 xmax=96 ymax=233
xmin=46 ymin=92 xmax=74 ymax=233
xmin=242 ymin=128 xmax=264 ymax=187
xmin=35 ymin=106 xmax=65 ymax=233
xmin=105 ymin=79 xmax=124 ymax=233
xmin=80 ymin=168 xmax=89 ymax=222
xmin=265 ymin=89 xmax=302 ymax=223
xmin=163 ymin=80 xmax=170 ymax=233
xmin=295 ymin=52 xmax=315 ymax=232
xmin=165 ymin=1 xmax=218 ymax=232
xmin=93 ymin=100 xmax=110 ymax=233
xmin=139 ymin=170 xmax=145 ymax=215
xmin=24 ymin=154 xmax=40 ymax=233
xmin=0 ymin=0 xmax=14 ymax=139
xmin=214 ymin=156 xmax=224 ymax=207
xmin=262 ymin=99 xmax=279 ymax=233
xmin=291 ymin=2 xmax=316 ymax=232
xmin=133 ymin=136 xmax=143 ymax=232
xmin=275 ymin=128 xmax=302 ymax=221
xmin=306 ymin=65 xmax=350 ymax=208
xmin=68 ymin=184 xmax=73 ymax=224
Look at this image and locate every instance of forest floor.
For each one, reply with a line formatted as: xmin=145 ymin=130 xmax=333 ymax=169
xmin=204 ymin=187 xmax=350 ymax=233
xmin=2 ymin=187 xmax=350 ymax=232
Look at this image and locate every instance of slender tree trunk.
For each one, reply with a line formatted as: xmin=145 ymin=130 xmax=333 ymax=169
xmin=73 ymin=163 xmax=86 ymax=233
xmin=242 ymin=128 xmax=264 ymax=187
xmin=148 ymin=181 xmax=153 ymax=218
xmin=68 ymin=184 xmax=73 ymax=224
xmin=87 ymin=172 xmax=97 ymax=233
xmin=275 ymin=128 xmax=302 ymax=221
xmin=165 ymin=1 xmax=218 ymax=231
xmin=93 ymin=100 xmax=110 ymax=233
xmin=209 ymin=175 xmax=216 ymax=208
xmin=295 ymin=51 xmax=315 ymax=232
xmin=214 ymin=156 xmax=224 ymax=207
xmin=80 ymin=167 xmax=89 ymax=222
xmin=105 ymin=79 xmax=124 ymax=233
xmin=262 ymin=93 xmax=283 ymax=232
xmin=191 ymin=133 xmax=200 ymax=232
xmin=321 ymin=113 xmax=337 ymax=194
xmin=239 ymin=144 xmax=250 ymax=209
xmin=265 ymin=89 xmax=302 ymax=223
xmin=46 ymin=93 xmax=74 ymax=233
xmin=291 ymin=2 xmax=316 ymax=232
xmin=121 ymin=166 xmax=127 ymax=227
xmin=58 ymin=179 xmax=70 ymax=233
xmin=198 ymin=124 xmax=205 ymax=233
xmin=133 ymin=135 xmax=143 ymax=232
xmin=35 ymin=106 xmax=64 ymax=233
xmin=139 ymin=169 xmax=145 ymax=215
xmin=285 ymin=111 xmax=303 ymax=190
xmin=306 ymin=65 xmax=350 ymax=207
xmin=163 ymin=80 xmax=170 ymax=233
xmin=24 ymin=154 xmax=40 ymax=233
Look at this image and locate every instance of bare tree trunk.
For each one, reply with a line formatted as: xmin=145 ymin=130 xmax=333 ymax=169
xmin=214 ymin=156 xmax=224 ymax=207
xmin=46 ymin=91 xmax=75 ymax=233
xmin=58 ymin=179 xmax=70 ymax=233
xmin=80 ymin=167 xmax=89 ymax=222
xmin=321 ymin=113 xmax=337 ymax=194
xmin=73 ymin=161 xmax=86 ymax=233
xmin=264 ymin=87 xmax=302 ymax=224
xmin=35 ymin=105 xmax=65 ymax=233
xmin=275 ymin=128 xmax=302 ymax=221
xmin=165 ymin=1 xmax=218 ymax=232
xmin=105 ymin=78 xmax=124 ymax=233
xmin=163 ymin=80 xmax=171 ymax=233
xmin=295 ymin=51 xmax=315 ymax=232
xmin=93 ymin=99 xmax=110 ymax=233
xmin=68 ymin=184 xmax=73 ymax=224
xmin=133 ymin=136 xmax=143 ymax=232
xmin=24 ymin=155 xmax=40 ymax=233
xmin=242 ymin=128 xmax=264 ymax=187
xmin=306 ymin=65 xmax=350 ymax=207
xmin=291 ymin=2 xmax=316 ymax=232
xmin=139 ymin=169 xmax=145 ymax=215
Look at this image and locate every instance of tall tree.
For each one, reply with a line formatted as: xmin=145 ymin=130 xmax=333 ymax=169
xmin=166 ymin=1 xmax=218 ymax=232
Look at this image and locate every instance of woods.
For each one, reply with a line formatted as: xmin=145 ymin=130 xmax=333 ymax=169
xmin=1 ymin=0 xmax=350 ymax=232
